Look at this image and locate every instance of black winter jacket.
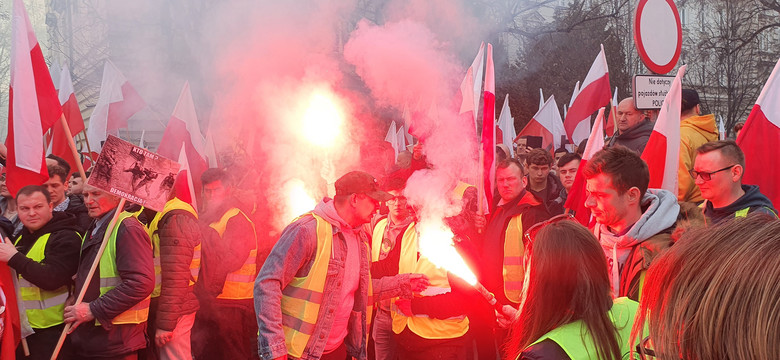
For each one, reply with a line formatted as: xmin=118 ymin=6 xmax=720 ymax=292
xmin=70 ymin=209 xmax=155 ymax=358
xmin=8 ymin=212 xmax=82 ymax=293
xmin=63 ymin=195 xmax=92 ymax=234
xmin=155 ymin=209 xmax=201 ymax=331
xmin=608 ymin=119 xmax=654 ymax=154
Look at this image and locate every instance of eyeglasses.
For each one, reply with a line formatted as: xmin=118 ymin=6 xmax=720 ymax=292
xmin=386 ymin=196 xmax=407 ymax=204
xmin=689 ymin=165 xmax=736 ymax=181
xmin=523 ymin=213 xmax=576 ymax=245
xmin=635 ymin=336 xmax=656 ymax=359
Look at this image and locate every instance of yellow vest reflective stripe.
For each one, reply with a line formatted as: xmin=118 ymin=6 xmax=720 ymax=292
xmin=147 ymin=198 xmax=199 ymax=297
xmin=390 ymin=223 xmax=469 ymax=339
xmin=735 ymin=208 xmax=749 ymax=217
xmin=527 ymin=298 xmax=639 ymax=359
xmin=209 ymin=208 xmax=258 ymax=300
xmin=503 ymin=215 xmax=524 ymax=304
xmin=98 ymin=212 xmax=152 ymax=325
xmin=281 ymin=213 xmax=332 ymax=358
xmin=14 ymin=233 xmax=69 ymax=329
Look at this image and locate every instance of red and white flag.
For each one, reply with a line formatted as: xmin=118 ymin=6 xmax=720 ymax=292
xmin=85 ymin=60 xmax=145 ymax=153
xmin=565 ymin=107 xmax=606 ymax=226
xmin=497 ymin=94 xmax=516 ymax=157
xmin=157 ymin=82 xmax=208 ymax=205
xmin=481 ymin=43 xmax=496 ymax=209
xmin=459 ymin=42 xmax=485 ymax=134
xmin=49 ymin=63 xmax=86 ymax=175
xmin=606 ymin=87 xmax=618 ymax=137
xmin=175 ymin=145 xmax=198 ymax=209
xmin=5 ymin=0 xmax=62 ymax=196
xmin=384 ymin=121 xmax=399 ymax=162
xmin=204 ymin=129 xmax=219 ymax=168
xmin=538 ymin=88 xmax=545 ymax=110
xmin=641 ymin=65 xmax=686 ymax=195
xmin=737 ymin=57 xmax=780 ymax=208
xmin=517 ymin=95 xmax=566 ymax=151
xmin=564 ymin=45 xmax=611 ymax=145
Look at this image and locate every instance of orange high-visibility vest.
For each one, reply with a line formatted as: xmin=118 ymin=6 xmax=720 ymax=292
xmin=209 ymin=208 xmax=257 ymax=300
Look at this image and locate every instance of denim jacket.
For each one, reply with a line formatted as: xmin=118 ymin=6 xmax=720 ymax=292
xmin=255 ymin=200 xmax=410 ymax=360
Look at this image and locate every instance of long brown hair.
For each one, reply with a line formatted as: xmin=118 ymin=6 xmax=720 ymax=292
xmin=505 ymin=220 xmax=621 ymax=360
xmin=632 ymin=214 xmax=780 ymax=359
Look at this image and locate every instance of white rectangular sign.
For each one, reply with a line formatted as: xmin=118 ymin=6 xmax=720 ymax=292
xmin=633 ymin=75 xmax=675 ymax=110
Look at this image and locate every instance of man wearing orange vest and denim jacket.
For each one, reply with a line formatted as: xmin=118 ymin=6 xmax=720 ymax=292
xmin=64 ymin=184 xmax=155 ymax=359
xmin=256 ymin=171 xmax=420 ymax=360
xmin=193 ymin=168 xmax=258 ymax=360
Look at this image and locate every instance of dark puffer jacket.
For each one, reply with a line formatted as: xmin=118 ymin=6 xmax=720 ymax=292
xmin=64 ymin=195 xmax=93 ymax=234
xmin=155 ymin=209 xmax=201 ymax=331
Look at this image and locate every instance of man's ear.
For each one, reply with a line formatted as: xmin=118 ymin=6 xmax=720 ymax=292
xmin=627 ymin=187 xmax=642 ymax=205
xmin=521 ymin=175 xmax=528 ymax=188
xmin=731 ymin=165 xmax=744 ymax=182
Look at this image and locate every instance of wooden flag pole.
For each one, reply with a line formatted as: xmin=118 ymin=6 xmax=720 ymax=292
xmin=79 ymin=131 xmax=94 ymax=162
xmin=58 ymin=114 xmax=88 ymax=181
xmin=477 ymin=147 xmax=485 ymax=215
xmin=50 ymin=198 xmax=127 ymax=360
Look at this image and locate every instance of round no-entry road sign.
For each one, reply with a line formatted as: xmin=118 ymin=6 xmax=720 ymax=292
xmin=634 ymin=0 xmax=682 ymax=74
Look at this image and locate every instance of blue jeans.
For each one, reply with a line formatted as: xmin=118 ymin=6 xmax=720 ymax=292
xmin=372 ymin=309 xmax=398 ymax=360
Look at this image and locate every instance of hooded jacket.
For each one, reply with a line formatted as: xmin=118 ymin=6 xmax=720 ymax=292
xmin=703 ymin=184 xmax=777 ymax=224
xmin=594 ymin=189 xmax=679 ymax=301
xmin=677 ymin=114 xmax=719 ymax=202
xmin=527 ymin=172 xmax=565 ymax=216
xmin=608 ymin=119 xmax=654 ymax=154
xmin=8 ymin=211 xmax=82 ymax=293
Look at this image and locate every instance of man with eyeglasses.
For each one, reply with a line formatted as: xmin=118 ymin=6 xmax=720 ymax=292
xmin=693 ymin=140 xmax=776 ymax=223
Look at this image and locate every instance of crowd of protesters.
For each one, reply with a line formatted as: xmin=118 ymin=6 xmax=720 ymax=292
xmin=0 ymin=90 xmax=778 ymax=360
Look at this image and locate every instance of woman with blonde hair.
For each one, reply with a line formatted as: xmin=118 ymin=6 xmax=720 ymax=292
xmin=506 ymin=215 xmax=638 ymax=360
xmin=633 ymin=214 xmax=780 ymax=359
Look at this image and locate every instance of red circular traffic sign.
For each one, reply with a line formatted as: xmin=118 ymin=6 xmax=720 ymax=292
xmin=634 ymin=0 xmax=682 ymax=75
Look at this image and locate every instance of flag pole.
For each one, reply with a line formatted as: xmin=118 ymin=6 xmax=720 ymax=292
xmin=477 ymin=148 xmax=485 ymax=215
xmin=59 ymin=114 xmax=88 ymax=181
xmin=80 ymin=131 xmax=94 ymax=161
xmin=50 ymin=198 xmax=127 ymax=360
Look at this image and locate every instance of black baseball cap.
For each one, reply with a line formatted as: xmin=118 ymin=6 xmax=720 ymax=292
xmin=681 ymin=89 xmax=701 ymax=112
xmin=335 ymin=171 xmax=393 ymax=202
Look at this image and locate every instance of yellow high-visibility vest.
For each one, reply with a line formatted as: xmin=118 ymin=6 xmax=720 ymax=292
xmin=503 ymin=215 xmax=524 ymax=304
xmin=14 ymin=233 xmax=70 ymax=329
xmin=147 ymin=198 xmax=200 ymax=297
xmin=384 ymin=222 xmax=469 ymax=339
xmin=209 ymin=208 xmax=257 ymax=300
xmin=97 ymin=212 xmax=152 ymax=325
xmin=281 ymin=213 xmax=373 ymax=357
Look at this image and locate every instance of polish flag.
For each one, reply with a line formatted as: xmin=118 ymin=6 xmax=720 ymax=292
xmin=157 ymin=82 xmax=208 ymax=203
xmin=641 ymin=65 xmax=686 ymax=195
xmin=481 ymin=43 xmax=496 ymax=210
xmin=737 ymin=57 xmax=780 ymax=208
xmin=384 ymin=121 xmax=399 ymax=162
xmin=569 ymin=81 xmax=581 ymax=107
xmin=497 ymin=94 xmax=516 ymax=157
xmin=86 ymin=60 xmax=145 ymax=153
xmin=517 ymin=95 xmax=566 ymax=151
xmin=175 ymin=145 xmax=198 ymax=209
xmin=204 ymin=129 xmax=219 ymax=168
xmin=5 ymin=0 xmax=62 ymax=196
xmin=564 ymin=45 xmax=611 ymax=145
xmin=565 ymin=107 xmax=606 ymax=226
xmin=538 ymin=88 xmax=545 ymax=110
xmin=459 ymin=42 xmax=485 ymax=134
xmin=396 ymin=124 xmax=407 ymax=153
xmin=401 ymin=104 xmax=414 ymax=146
xmin=49 ymin=64 xmax=86 ymax=176
xmin=606 ymin=87 xmax=618 ymax=137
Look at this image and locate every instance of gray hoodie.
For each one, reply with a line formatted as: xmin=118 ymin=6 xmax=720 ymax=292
xmin=594 ymin=189 xmax=679 ymax=296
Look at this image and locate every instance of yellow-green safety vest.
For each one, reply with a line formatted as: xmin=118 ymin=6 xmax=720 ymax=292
xmin=97 ymin=212 xmax=152 ymax=325
xmin=374 ymin=220 xmax=469 ymax=339
xmin=503 ymin=214 xmax=525 ymax=304
xmin=209 ymin=208 xmax=257 ymax=300
xmin=281 ymin=213 xmax=373 ymax=358
xmin=526 ymin=297 xmax=639 ymax=360
xmin=147 ymin=198 xmax=200 ymax=297
xmin=14 ymin=233 xmax=70 ymax=329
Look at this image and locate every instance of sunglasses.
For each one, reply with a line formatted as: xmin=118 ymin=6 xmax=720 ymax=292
xmin=523 ymin=213 xmax=576 ymax=245
xmin=386 ymin=196 xmax=407 ymax=204
xmin=689 ymin=164 xmax=736 ymax=181
xmin=635 ymin=336 xmax=656 ymax=359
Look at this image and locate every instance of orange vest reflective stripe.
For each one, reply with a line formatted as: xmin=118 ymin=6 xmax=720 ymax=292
xmin=388 ymin=222 xmax=469 ymax=339
xmin=97 ymin=212 xmax=151 ymax=325
xmin=147 ymin=198 xmax=199 ymax=298
xmin=503 ymin=215 xmax=524 ymax=304
xmin=209 ymin=208 xmax=257 ymax=300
